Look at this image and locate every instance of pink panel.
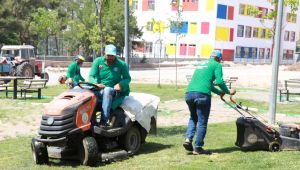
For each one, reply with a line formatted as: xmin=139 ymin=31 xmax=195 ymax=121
xmin=201 ymin=22 xmax=209 ymax=34
xmin=142 ymin=0 xmax=148 ymax=11
xmin=188 ymin=45 xmax=196 ymax=56
xmin=182 ymin=1 xmax=198 ymax=11
xmin=230 ymin=28 xmax=234 ymax=41
xmin=180 ymin=44 xmax=187 ymax=55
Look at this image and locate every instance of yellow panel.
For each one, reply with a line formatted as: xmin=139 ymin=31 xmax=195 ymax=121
xmin=258 ymin=28 xmax=261 ymax=38
xmin=189 ymin=23 xmax=197 ymax=34
xmin=167 ymin=44 xmax=176 ymax=55
xmin=153 ymin=21 xmax=164 ymax=33
xmin=200 ymin=44 xmax=213 ymax=58
xmin=215 ymin=26 xmax=229 ymax=41
xmin=244 ymin=4 xmax=248 ymax=15
xmin=206 ymin=0 xmax=214 ymax=11
xmin=129 ymin=0 xmax=133 ymax=6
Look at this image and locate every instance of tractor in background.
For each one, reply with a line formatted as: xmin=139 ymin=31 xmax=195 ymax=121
xmin=0 ymin=45 xmax=49 ymax=80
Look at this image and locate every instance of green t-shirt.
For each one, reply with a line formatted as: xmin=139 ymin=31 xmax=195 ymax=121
xmin=186 ymin=58 xmax=230 ymax=96
xmin=66 ymin=61 xmax=85 ymax=83
xmin=88 ymin=57 xmax=131 ymax=109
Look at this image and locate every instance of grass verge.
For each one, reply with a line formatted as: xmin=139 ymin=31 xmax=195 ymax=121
xmin=0 ymin=123 xmax=300 ymax=170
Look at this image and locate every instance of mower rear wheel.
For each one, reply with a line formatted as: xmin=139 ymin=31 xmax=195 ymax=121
xmin=269 ymin=141 xmax=281 ymax=152
xmin=31 ymin=138 xmax=49 ymax=164
xmin=79 ymin=136 xmax=98 ymax=166
xmin=119 ymin=126 xmax=141 ymax=155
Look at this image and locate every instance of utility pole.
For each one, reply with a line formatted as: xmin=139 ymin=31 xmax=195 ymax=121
xmin=268 ymin=0 xmax=284 ymax=125
xmin=124 ymin=0 xmax=130 ymax=67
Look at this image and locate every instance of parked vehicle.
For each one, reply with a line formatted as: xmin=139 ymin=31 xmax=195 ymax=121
xmin=0 ymin=45 xmax=49 ymax=80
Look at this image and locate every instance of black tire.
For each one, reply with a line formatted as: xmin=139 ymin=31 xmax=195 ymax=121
xmin=269 ymin=141 xmax=281 ymax=152
xmin=40 ymin=72 xmax=49 ymax=81
xmin=78 ymin=137 xmax=98 ymax=166
xmin=16 ymin=62 xmax=34 ymax=77
xmin=119 ymin=126 xmax=141 ymax=155
xmin=31 ymin=138 xmax=49 ymax=164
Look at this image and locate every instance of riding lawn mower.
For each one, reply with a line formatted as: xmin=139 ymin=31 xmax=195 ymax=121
xmin=31 ymin=82 xmax=159 ymax=166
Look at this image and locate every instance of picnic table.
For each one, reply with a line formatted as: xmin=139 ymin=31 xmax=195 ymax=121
xmin=0 ymin=76 xmax=33 ymax=99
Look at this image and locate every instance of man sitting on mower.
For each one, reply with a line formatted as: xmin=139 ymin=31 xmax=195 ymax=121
xmin=88 ymin=44 xmax=131 ymax=127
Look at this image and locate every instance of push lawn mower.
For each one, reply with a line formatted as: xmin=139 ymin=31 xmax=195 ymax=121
xmin=31 ymin=82 xmax=159 ymax=166
xmin=223 ymin=96 xmax=300 ymax=152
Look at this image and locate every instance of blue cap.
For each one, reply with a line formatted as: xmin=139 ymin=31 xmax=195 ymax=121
xmin=105 ymin=44 xmax=117 ymax=56
xmin=211 ymin=50 xmax=222 ymax=59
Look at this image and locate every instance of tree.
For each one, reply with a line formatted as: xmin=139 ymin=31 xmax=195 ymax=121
xmin=251 ymin=0 xmax=299 ymax=61
xmin=30 ymin=8 xmax=60 ymax=55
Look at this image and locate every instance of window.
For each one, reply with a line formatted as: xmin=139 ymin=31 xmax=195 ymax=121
xmin=146 ymin=22 xmax=153 ymax=31
xmin=188 ymin=44 xmax=196 ymax=56
xmin=284 ymin=31 xmax=290 ymax=41
xmin=251 ymin=48 xmax=257 ymax=59
xmin=246 ymin=5 xmax=252 ymax=16
xmin=266 ymin=48 xmax=270 ymax=59
xmin=290 ymin=31 xmax=295 ymax=42
xmin=283 ymin=49 xmax=294 ymax=60
xmin=259 ymin=48 xmax=265 ymax=59
xmin=253 ymin=27 xmax=258 ymax=38
xmin=132 ymin=0 xmax=138 ymax=10
xmin=239 ymin=4 xmax=245 ymax=15
xmin=148 ymin=0 xmax=155 ymax=10
xmin=237 ymin=25 xmax=244 ymax=37
xmin=245 ymin=26 xmax=252 ymax=38
xmin=260 ymin=29 xmax=266 ymax=39
xmin=144 ymin=42 xmax=153 ymax=53
xmin=262 ymin=8 xmax=268 ymax=17
xmin=286 ymin=13 xmax=297 ymax=23
xmin=236 ymin=46 xmax=241 ymax=58
xmin=244 ymin=47 xmax=249 ymax=58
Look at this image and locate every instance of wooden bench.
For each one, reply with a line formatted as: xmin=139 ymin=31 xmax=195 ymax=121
xmin=19 ymin=79 xmax=47 ymax=99
xmin=0 ymin=80 xmax=9 ymax=97
xmin=279 ymin=79 xmax=300 ymax=101
xmin=225 ymin=77 xmax=238 ymax=89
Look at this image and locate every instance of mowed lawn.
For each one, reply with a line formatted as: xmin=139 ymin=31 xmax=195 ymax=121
xmin=0 ymin=123 xmax=300 ymax=170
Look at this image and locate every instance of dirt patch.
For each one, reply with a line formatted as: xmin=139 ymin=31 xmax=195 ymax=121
xmin=284 ymin=62 xmax=300 ymax=71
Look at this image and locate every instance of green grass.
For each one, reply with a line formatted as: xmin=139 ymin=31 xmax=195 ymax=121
xmin=237 ymin=99 xmax=300 ymax=115
xmin=0 ymin=123 xmax=300 ymax=170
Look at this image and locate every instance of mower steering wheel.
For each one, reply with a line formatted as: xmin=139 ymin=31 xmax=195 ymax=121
xmin=78 ymin=82 xmax=101 ymax=91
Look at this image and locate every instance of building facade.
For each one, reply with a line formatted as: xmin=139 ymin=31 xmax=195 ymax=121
xmin=130 ymin=0 xmax=300 ymax=64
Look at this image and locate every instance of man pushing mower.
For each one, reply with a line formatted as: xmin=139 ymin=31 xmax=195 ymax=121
xmin=183 ymin=50 xmax=236 ymax=155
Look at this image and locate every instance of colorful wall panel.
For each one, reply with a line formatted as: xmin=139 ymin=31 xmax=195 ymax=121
xmin=170 ymin=21 xmax=188 ymax=34
xmin=201 ymin=22 xmax=210 ymax=34
xmin=200 ymin=44 xmax=213 ymax=58
xmin=216 ymin=26 xmax=229 ymax=41
xmin=222 ymin=49 xmax=234 ymax=61
xmin=153 ymin=21 xmax=164 ymax=33
xmin=166 ymin=43 xmax=176 ymax=55
xmin=189 ymin=22 xmax=197 ymax=34
xmin=227 ymin=6 xmax=234 ymax=20
xmin=183 ymin=0 xmax=198 ymax=11
xmin=188 ymin=44 xmax=196 ymax=56
xmin=180 ymin=44 xmax=187 ymax=55
xmin=142 ymin=0 xmax=148 ymax=11
xmin=217 ymin=4 xmax=227 ymax=19
xmin=206 ymin=0 xmax=214 ymax=11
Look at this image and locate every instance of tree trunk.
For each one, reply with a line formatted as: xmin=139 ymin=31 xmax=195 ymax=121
xmin=99 ymin=3 xmax=105 ymax=55
xmin=45 ymin=36 xmax=49 ymax=55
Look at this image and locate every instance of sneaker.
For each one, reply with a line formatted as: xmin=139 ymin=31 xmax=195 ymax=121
xmin=193 ymin=148 xmax=212 ymax=155
xmin=183 ymin=141 xmax=193 ymax=152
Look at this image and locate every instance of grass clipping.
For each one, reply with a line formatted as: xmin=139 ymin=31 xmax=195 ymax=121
xmin=284 ymin=61 xmax=300 ymax=71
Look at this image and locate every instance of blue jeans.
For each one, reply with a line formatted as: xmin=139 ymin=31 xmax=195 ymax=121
xmin=94 ymin=87 xmax=116 ymax=123
xmin=185 ymin=92 xmax=211 ymax=150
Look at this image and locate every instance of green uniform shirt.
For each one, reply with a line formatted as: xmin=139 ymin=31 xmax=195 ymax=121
xmin=187 ymin=58 xmax=230 ymax=95
xmin=88 ymin=56 xmax=131 ymax=110
xmin=67 ymin=62 xmax=85 ymax=83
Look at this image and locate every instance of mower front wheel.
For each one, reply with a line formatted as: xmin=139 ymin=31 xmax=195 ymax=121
xmin=79 ymin=136 xmax=99 ymax=166
xmin=31 ymin=138 xmax=49 ymax=164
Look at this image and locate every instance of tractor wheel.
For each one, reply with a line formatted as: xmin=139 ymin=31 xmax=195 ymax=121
xmin=78 ymin=137 xmax=98 ymax=166
xmin=31 ymin=138 xmax=49 ymax=164
xmin=16 ymin=62 xmax=34 ymax=77
xmin=40 ymin=72 xmax=49 ymax=81
xmin=119 ymin=126 xmax=141 ymax=155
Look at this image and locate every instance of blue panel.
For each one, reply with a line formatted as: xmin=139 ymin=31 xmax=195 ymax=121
xmin=170 ymin=21 xmax=188 ymax=34
xmin=248 ymin=48 xmax=252 ymax=58
xmin=217 ymin=4 xmax=227 ymax=19
xmin=240 ymin=47 xmax=245 ymax=58
xmin=180 ymin=22 xmax=188 ymax=33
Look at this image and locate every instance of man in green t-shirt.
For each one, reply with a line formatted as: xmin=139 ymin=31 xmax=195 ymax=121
xmin=66 ymin=55 xmax=85 ymax=88
xmin=183 ymin=50 xmax=236 ymax=155
xmin=89 ymin=44 xmax=131 ymax=126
